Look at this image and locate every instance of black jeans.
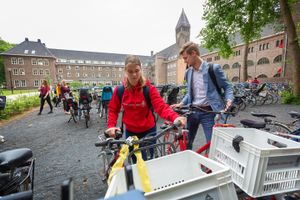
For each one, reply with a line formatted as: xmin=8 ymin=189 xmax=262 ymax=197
xmin=39 ymin=95 xmax=53 ymax=113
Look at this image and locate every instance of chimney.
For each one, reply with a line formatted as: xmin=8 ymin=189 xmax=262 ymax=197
xmin=151 ymin=51 xmax=154 ymax=56
xmin=25 ymin=38 xmax=29 ymax=41
xmin=37 ymin=39 xmax=41 ymax=43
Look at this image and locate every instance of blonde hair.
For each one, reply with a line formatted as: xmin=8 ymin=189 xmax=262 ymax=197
xmin=124 ymin=55 xmax=146 ymax=89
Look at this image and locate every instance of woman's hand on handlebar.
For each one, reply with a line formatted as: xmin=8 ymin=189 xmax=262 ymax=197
xmin=105 ymin=127 xmax=121 ymax=138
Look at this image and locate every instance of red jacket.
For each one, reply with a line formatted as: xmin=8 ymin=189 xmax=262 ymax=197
xmin=108 ymin=82 xmax=179 ymax=133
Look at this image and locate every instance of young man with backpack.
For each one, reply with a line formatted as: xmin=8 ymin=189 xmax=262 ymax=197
xmin=171 ymin=42 xmax=233 ymax=150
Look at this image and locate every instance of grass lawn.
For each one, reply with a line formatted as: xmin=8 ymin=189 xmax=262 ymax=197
xmin=0 ymin=89 xmax=37 ymax=96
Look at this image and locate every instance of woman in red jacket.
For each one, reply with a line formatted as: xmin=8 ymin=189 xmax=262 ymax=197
xmin=106 ymin=55 xmax=186 ymax=159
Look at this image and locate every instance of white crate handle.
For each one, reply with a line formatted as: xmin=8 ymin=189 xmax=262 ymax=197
xmin=232 ymin=135 xmax=244 ymax=152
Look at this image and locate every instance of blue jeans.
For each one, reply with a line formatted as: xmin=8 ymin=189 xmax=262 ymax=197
xmin=125 ymin=126 xmax=156 ymax=163
xmin=187 ymin=111 xmax=215 ymax=150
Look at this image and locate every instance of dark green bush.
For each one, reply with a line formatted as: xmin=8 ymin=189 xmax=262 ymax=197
xmin=0 ymin=95 xmax=39 ymax=120
xmin=280 ymin=91 xmax=300 ymax=105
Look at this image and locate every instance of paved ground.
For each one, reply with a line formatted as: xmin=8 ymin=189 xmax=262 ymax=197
xmin=0 ymin=102 xmax=299 ymax=200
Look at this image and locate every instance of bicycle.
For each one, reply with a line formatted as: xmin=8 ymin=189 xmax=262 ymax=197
xmin=78 ymin=88 xmax=92 ymax=128
xmin=99 ymin=100 xmax=109 ymax=122
xmin=95 ymin=122 xmax=182 ymax=183
xmin=240 ymin=111 xmax=300 ymax=136
xmin=0 ymin=148 xmax=35 ymax=199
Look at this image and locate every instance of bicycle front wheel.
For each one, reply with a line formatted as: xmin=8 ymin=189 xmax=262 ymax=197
xmin=99 ymin=150 xmax=114 ymax=183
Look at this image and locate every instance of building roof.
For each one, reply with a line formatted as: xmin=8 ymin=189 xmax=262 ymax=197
xmin=49 ymin=48 xmax=154 ymax=64
xmin=175 ymin=9 xmax=190 ymax=31
xmin=1 ymin=38 xmax=55 ymax=58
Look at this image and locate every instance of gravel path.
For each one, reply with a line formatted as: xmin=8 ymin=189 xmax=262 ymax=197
xmin=0 ymin=102 xmax=299 ymax=200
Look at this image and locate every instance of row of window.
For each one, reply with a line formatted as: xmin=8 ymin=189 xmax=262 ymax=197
xmin=222 ymin=55 xmax=282 ymax=70
xmin=64 ymin=65 xmax=123 ymax=71
xmin=206 ymin=39 xmax=284 ymax=62
xmin=11 ymin=57 xmax=49 ymax=66
xmin=57 ymin=59 xmax=152 ymax=67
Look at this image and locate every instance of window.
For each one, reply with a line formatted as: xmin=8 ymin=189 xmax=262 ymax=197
xmin=91 ymin=66 xmax=95 ymax=71
xmin=33 ymin=69 xmax=38 ymax=75
xmin=66 ymin=66 xmax=71 ymax=70
xmin=247 ymin=60 xmax=254 ymax=67
xmin=24 ymin=50 xmax=29 ymax=54
xmin=75 ymin=66 xmax=80 ymax=70
xmin=13 ymin=68 xmax=18 ymax=75
xmin=70 ymin=60 xmax=76 ymax=63
xmin=107 ymin=73 xmax=110 ymax=77
xmin=259 ymin=44 xmax=262 ymax=51
xmin=78 ymin=60 xmax=84 ymax=64
xmin=31 ymin=59 xmax=37 ymax=65
xmin=76 ymin=73 xmax=80 ymax=77
xmin=44 ymin=59 xmax=49 ymax=66
xmin=85 ymin=60 xmax=91 ymax=64
xmin=119 ymin=68 xmax=122 ymax=71
xmin=257 ymin=57 xmax=270 ymax=65
xmin=31 ymin=50 xmax=35 ymax=54
xmin=14 ymin=80 xmax=20 ymax=87
xmin=45 ymin=69 xmax=50 ymax=75
xmin=67 ymin=72 xmax=71 ymax=77
xmin=11 ymin=57 xmax=18 ymax=64
xmin=18 ymin=58 xmax=24 ymax=65
xmin=98 ymin=74 xmax=101 ymax=78
xmin=19 ymin=68 xmax=25 ymax=75
xmin=20 ymin=80 xmax=26 ymax=87
xmin=39 ymin=69 xmax=44 ymax=75
xmin=276 ymin=40 xmax=280 ymax=47
xmin=34 ymin=80 xmax=39 ymax=87
xmin=98 ymin=67 xmax=102 ymax=71
xmin=37 ymin=59 xmax=44 ymax=65
xmin=58 ymin=69 xmax=63 ymax=74
xmin=273 ymin=55 xmax=282 ymax=63
xmin=222 ymin=64 xmax=230 ymax=70
xmin=232 ymin=62 xmax=240 ymax=69
xmin=207 ymin=57 xmax=212 ymax=62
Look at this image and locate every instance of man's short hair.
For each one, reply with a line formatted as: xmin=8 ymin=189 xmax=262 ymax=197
xmin=179 ymin=42 xmax=200 ymax=56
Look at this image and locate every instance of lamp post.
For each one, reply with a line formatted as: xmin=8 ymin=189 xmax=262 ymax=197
xmin=8 ymin=69 xmax=14 ymax=94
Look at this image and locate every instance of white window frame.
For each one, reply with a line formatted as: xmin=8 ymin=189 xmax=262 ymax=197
xmin=20 ymin=80 xmax=26 ymax=87
xmin=19 ymin=68 xmax=25 ymax=75
xmin=11 ymin=57 xmax=18 ymax=65
xmin=34 ymin=80 xmax=40 ymax=87
xmin=13 ymin=68 xmax=18 ymax=75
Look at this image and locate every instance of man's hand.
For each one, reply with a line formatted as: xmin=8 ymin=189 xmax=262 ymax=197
xmin=224 ymin=100 xmax=233 ymax=111
xmin=105 ymin=127 xmax=121 ymax=138
xmin=173 ymin=116 xmax=187 ymax=128
xmin=170 ymin=102 xmax=183 ymax=109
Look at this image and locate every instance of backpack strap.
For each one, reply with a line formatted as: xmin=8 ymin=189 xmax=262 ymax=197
xmin=208 ymin=63 xmax=222 ymax=97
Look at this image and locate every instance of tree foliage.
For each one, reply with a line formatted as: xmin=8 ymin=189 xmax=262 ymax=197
xmin=199 ymin=0 xmax=280 ymax=81
xmin=0 ymin=38 xmax=15 ymax=85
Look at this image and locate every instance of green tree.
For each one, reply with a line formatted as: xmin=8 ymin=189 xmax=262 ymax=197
xmin=278 ymin=0 xmax=300 ymax=95
xmin=0 ymin=38 xmax=15 ymax=85
xmin=199 ymin=0 xmax=279 ymax=82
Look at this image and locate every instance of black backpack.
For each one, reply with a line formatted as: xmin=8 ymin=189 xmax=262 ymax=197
xmin=116 ymin=85 xmax=157 ymax=130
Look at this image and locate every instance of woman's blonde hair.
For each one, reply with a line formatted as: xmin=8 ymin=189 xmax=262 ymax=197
xmin=124 ymin=55 xmax=146 ymax=89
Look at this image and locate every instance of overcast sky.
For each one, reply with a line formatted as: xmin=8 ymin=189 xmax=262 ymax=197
xmin=2 ymin=0 xmax=206 ymax=56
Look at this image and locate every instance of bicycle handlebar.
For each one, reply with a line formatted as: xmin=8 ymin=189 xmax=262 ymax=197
xmin=174 ymin=105 xmax=237 ymax=116
xmin=95 ymin=123 xmax=181 ymax=148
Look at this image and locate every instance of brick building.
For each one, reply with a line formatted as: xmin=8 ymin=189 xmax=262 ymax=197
xmin=1 ymin=9 xmax=293 ymax=89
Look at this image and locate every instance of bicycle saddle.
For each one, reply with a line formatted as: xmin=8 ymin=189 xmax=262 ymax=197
xmin=240 ymin=119 xmax=266 ymax=129
xmin=289 ymin=111 xmax=300 ymax=119
xmin=0 ymin=148 xmax=32 ymax=172
xmin=251 ymin=112 xmax=276 ymax=118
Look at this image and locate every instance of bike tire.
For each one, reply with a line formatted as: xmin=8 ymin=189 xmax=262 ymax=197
xmin=99 ymin=150 xmax=114 ymax=183
xmin=85 ymin=112 xmax=90 ymax=128
xmin=268 ymin=122 xmax=292 ymax=134
xmin=70 ymin=108 xmax=77 ymax=123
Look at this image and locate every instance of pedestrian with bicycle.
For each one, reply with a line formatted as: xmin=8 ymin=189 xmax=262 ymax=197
xmin=105 ymin=55 xmax=186 ymax=159
xmin=37 ymin=80 xmax=53 ymax=115
xmin=171 ymin=42 xmax=233 ymax=150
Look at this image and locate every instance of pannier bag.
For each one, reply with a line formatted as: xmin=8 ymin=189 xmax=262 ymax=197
xmin=79 ymin=89 xmax=92 ymax=104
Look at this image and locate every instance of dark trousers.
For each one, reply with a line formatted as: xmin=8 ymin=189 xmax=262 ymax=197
xmin=39 ymin=95 xmax=53 ymax=113
xmin=125 ymin=126 xmax=156 ymax=163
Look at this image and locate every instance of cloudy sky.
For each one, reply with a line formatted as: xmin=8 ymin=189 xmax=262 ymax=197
xmin=2 ymin=0 xmax=206 ymax=55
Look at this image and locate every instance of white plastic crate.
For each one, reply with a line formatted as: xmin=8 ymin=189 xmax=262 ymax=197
xmin=105 ymin=150 xmax=238 ymax=200
xmin=209 ymin=128 xmax=300 ymax=198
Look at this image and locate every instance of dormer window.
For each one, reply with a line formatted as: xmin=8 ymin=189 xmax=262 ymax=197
xmin=24 ymin=50 xmax=29 ymax=54
xmin=31 ymin=50 xmax=35 ymax=54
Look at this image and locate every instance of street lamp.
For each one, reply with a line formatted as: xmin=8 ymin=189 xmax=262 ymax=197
xmin=8 ymin=68 xmax=14 ymax=94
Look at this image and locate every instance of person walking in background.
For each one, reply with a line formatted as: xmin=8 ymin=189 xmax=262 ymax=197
xmin=106 ymin=55 xmax=186 ymax=160
xmin=38 ymin=80 xmax=53 ymax=115
xmin=61 ymin=80 xmax=72 ymax=114
xmin=171 ymin=42 xmax=233 ymax=150
xmin=99 ymin=83 xmax=113 ymax=118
